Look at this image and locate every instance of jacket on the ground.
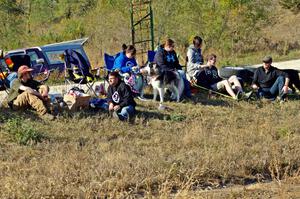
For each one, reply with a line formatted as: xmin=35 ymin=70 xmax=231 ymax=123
xmin=154 ymin=46 xmax=181 ymax=72
xmin=186 ymin=44 xmax=203 ymax=78
xmin=197 ymin=66 xmax=223 ymax=89
xmin=252 ymin=66 xmax=289 ymax=88
xmin=107 ymin=80 xmax=136 ymax=108
xmin=112 ymin=52 xmax=137 ymax=73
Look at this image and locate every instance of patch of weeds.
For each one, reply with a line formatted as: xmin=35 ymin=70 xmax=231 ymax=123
xmin=166 ymin=114 xmax=186 ymax=122
xmin=275 ymin=127 xmax=292 ymax=140
xmin=5 ymin=117 xmax=46 ymax=145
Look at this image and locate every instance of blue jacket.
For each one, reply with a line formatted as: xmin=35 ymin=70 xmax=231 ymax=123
xmin=112 ymin=52 xmax=137 ymax=73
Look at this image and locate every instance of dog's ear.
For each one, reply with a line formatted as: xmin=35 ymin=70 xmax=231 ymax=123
xmin=149 ymin=62 xmax=154 ymax=68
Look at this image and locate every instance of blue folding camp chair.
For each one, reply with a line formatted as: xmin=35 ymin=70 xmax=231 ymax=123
xmin=103 ymin=53 xmax=116 ymax=73
xmin=64 ymin=49 xmax=96 ymax=95
xmin=103 ymin=52 xmax=123 ymax=87
xmin=147 ymin=50 xmax=156 ymax=63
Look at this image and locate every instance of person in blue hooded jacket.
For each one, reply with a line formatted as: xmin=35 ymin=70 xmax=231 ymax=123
xmin=112 ymin=45 xmax=138 ymax=74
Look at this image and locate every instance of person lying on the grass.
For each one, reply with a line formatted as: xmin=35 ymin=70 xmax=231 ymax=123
xmin=197 ymin=54 xmax=250 ymax=100
xmin=154 ymin=38 xmax=191 ymax=98
xmin=251 ymin=56 xmax=289 ymax=102
xmin=186 ymin=36 xmax=204 ymax=81
xmin=107 ymin=71 xmax=136 ymax=121
xmin=7 ymin=65 xmax=55 ymax=120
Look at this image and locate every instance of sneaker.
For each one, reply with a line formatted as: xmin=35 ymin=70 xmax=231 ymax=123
xmin=280 ymin=99 xmax=286 ymax=104
xmin=112 ymin=111 xmax=120 ymax=120
xmin=243 ymin=91 xmax=254 ymax=100
xmin=234 ymin=91 xmax=242 ymax=100
xmin=280 ymin=92 xmax=287 ymax=101
xmin=137 ymin=96 xmax=149 ymax=101
xmin=40 ymin=113 xmax=56 ymax=121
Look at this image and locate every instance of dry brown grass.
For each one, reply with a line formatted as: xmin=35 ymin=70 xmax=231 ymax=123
xmin=0 ymin=95 xmax=300 ymax=198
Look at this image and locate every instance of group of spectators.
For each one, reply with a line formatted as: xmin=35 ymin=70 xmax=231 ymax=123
xmin=6 ymin=36 xmax=291 ymax=122
xmin=186 ymin=36 xmax=289 ymax=101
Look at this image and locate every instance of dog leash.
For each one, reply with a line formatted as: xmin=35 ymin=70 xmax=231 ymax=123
xmin=191 ymin=83 xmax=235 ymax=100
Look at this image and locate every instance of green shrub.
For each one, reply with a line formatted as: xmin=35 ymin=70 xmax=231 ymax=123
xmin=5 ymin=117 xmax=46 ymax=145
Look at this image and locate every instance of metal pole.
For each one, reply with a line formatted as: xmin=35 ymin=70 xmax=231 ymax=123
xmin=149 ymin=0 xmax=154 ymax=51
xmin=130 ymin=1 xmax=135 ymax=46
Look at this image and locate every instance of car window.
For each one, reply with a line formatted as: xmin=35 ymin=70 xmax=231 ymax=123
xmin=45 ymin=49 xmax=83 ymax=65
xmin=27 ymin=51 xmax=40 ymax=65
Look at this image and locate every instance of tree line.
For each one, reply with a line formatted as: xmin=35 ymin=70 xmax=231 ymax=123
xmin=0 ymin=0 xmax=299 ymax=65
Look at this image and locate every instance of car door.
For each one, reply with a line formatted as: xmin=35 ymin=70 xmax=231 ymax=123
xmin=25 ymin=48 xmax=49 ymax=74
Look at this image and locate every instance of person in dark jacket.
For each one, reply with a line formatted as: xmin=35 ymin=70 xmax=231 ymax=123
xmin=154 ymin=39 xmax=182 ymax=72
xmin=252 ymin=56 xmax=289 ymax=102
xmin=154 ymin=39 xmax=191 ymax=98
xmin=198 ymin=54 xmax=248 ymax=100
xmin=107 ymin=71 xmax=136 ymax=121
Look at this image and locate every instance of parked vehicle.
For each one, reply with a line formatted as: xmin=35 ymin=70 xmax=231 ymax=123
xmin=3 ymin=37 xmax=90 ymax=73
xmin=0 ymin=38 xmax=91 ymax=90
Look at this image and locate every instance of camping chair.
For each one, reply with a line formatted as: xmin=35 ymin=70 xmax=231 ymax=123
xmin=63 ymin=49 xmax=97 ymax=96
xmin=147 ymin=50 xmax=156 ymax=63
xmin=102 ymin=52 xmax=122 ymax=87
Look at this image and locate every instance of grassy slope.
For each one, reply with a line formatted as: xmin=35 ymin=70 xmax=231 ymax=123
xmin=0 ymin=94 xmax=300 ymax=198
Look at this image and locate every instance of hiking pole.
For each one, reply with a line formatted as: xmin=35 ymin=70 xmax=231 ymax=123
xmin=191 ymin=83 xmax=235 ymax=100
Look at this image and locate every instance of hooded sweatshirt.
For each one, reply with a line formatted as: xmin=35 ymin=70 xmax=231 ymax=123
xmin=112 ymin=52 xmax=137 ymax=73
xmin=197 ymin=65 xmax=222 ymax=89
xmin=154 ymin=45 xmax=181 ymax=72
xmin=107 ymin=80 xmax=136 ymax=108
xmin=186 ymin=44 xmax=203 ymax=78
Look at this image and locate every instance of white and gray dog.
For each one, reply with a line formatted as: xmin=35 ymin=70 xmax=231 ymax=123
xmin=143 ymin=62 xmax=184 ymax=103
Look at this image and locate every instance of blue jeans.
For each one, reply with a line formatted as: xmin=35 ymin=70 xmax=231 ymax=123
xmin=258 ymin=76 xmax=285 ymax=100
xmin=177 ymin=70 xmax=191 ymax=98
xmin=118 ymin=105 xmax=135 ymax=120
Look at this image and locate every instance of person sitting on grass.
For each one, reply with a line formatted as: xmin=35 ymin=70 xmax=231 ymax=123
xmin=7 ymin=65 xmax=55 ymax=120
xmin=107 ymin=71 xmax=136 ymax=122
xmin=197 ymin=54 xmax=251 ymax=100
xmin=251 ymin=56 xmax=289 ymax=102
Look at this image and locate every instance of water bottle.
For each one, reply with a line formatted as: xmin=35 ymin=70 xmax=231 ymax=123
xmin=95 ymin=85 xmax=100 ymax=96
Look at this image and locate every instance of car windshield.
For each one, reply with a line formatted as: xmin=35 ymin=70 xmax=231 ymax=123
xmin=44 ymin=48 xmax=84 ymax=65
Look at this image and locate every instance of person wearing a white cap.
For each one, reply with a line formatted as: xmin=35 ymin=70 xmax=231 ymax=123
xmin=7 ymin=65 xmax=55 ymax=120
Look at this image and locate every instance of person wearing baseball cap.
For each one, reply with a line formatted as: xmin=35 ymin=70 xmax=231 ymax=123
xmin=7 ymin=65 xmax=55 ymax=120
xmin=251 ymin=56 xmax=290 ymax=102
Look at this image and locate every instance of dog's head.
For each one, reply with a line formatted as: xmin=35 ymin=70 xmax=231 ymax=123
xmin=143 ymin=62 xmax=160 ymax=77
